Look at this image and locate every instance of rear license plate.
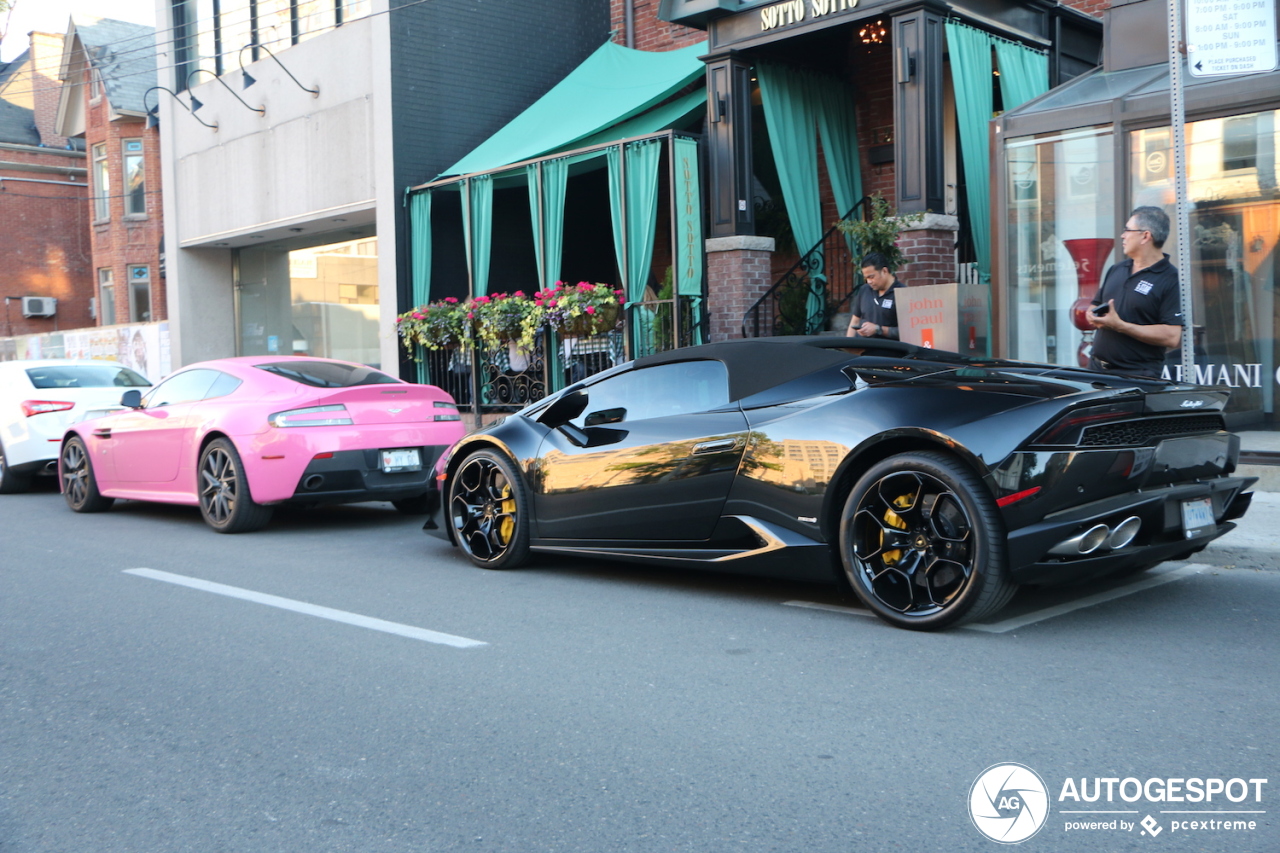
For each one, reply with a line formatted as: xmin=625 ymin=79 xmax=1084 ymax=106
xmin=381 ymin=448 xmax=421 ymax=473
xmin=1181 ymin=497 xmax=1215 ymax=539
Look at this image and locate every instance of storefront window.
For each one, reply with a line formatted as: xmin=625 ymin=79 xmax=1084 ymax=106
xmin=236 ymin=235 xmax=380 ymax=367
xmin=1130 ymin=109 xmax=1279 ymax=425
xmin=1005 ymin=126 xmax=1115 ymax=367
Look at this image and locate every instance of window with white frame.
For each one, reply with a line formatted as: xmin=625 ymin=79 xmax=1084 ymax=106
xmin=123 ymin=139 xmax=146 ymax=216
xmin=129 ymin=266 xmax=151 ymax=322
xmin=92 ymin=143 xmax=109 ymax=221
xmin=99 ymin=268 xmax=116 ymax=326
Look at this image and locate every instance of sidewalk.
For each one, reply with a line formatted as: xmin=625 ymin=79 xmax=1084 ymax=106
xmin=1199 ymin=489 xmax=1280 ymax=572
xmin=1237 ymin=431 xmax=1280 ymax=492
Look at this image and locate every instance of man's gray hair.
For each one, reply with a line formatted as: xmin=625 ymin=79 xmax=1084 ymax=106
xmin=1131 ymin=206 xmax=1170 ymax=248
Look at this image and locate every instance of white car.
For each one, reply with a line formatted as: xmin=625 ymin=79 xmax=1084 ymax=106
xmin=0 ymin=359 xmax=151 ymax=493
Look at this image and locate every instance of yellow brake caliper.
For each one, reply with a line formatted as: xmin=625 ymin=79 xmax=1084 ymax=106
xmin=498 ymin=483 xmax=516 ymax=545
xmin=880 ymin=494 xmax=913 ymax=565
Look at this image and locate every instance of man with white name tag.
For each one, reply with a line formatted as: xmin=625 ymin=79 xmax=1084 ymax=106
xmin=1087 ymin=206 xmax=1184 ymax=377
xmin=847 ymin=252 xmax=904 ymax=340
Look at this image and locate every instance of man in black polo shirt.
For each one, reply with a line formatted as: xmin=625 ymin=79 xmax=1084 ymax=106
xmin=847 ymin=252 xmax=903 ymax=340
xmin=1087 ymin=206 xmax=1183 ymax=377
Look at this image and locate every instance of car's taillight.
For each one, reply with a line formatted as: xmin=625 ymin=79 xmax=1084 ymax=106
xmin=21 ymin=400 xmax=75 ymax=417
xmin=434 ymin=401 xmax=461 ymax=422
xmin=1030 ymin=400 xmax=1143 ymax=446
xmin=268 ymin=404 xmax=353 ymax=427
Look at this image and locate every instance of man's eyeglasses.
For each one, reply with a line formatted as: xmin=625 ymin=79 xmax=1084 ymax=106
xmin=1121 ymin=228 xmax=1149 ymax=235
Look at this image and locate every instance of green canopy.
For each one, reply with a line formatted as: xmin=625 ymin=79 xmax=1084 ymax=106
xmin=439 ymin=39 xmax=707 ymax=178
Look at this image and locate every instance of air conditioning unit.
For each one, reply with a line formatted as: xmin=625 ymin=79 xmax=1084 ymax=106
xmin=21 ymin=296 xmax=57 ymax=318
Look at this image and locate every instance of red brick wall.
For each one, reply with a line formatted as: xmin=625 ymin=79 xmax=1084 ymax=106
xmin=1064 ymin=0 xmax=1109 ymax=17
xmin=612 ymin=0 xmax=706 ymax=51
xmin=0 ymin=169 xmax=93 ymax=337
xmin=0 ymin=32 xmax=93 ymax=338
xmin=897 ymin=227 xmax=958 ymax=289
xmin=854 ymin=34 xmax=895 ymax=207
xmin=84 ymin=68 xmax=166 ymax=326
xmin=707 ymin=243 xmax=775 ymax=341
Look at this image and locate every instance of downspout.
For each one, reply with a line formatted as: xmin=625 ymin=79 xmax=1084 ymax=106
xmin=625 ymin=0 xmax=634 ymax=47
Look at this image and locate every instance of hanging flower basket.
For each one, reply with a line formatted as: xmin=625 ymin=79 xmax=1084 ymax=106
xmin=396 ymin=297 xmax=470 ymax=355
xmin=538 ymin=282 xmax=625 ymax=338
xmin=470 ymin=292 xmax=543 ymax=353
xmin=558 ymin=303 xmax=620 ymax=337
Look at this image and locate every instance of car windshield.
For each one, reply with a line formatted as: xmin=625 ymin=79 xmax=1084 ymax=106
xmin=25 ymin=365 xmax=151 ymax=389
xmin=255 ymin=361 xmax=400 ymax=388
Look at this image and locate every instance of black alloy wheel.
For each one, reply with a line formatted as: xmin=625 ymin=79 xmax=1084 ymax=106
xmin=60 ymin=436 xmax=114 ymax=512
xmin=448 ymin=449 xmax=529 ymax=569
xmin=198 ymin=438 xmax=273 ymax=533
xmin=840 ymin=450 xmax=1015 ymax=630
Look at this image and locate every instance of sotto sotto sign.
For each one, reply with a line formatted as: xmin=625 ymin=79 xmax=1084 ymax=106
xmin=1185 ymin=0 xmax=1278 ymax=77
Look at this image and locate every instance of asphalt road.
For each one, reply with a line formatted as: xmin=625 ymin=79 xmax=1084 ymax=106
xmin=2 ymin=483 xmax=1277 ymax=852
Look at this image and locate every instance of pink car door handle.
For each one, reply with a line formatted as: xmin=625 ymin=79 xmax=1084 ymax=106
xmin=93 ymin=428 xmax=112 ymax=438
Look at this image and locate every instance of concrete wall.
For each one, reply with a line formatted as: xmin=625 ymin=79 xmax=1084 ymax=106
xmin=158 ymin=10 xmax=382 ymax=368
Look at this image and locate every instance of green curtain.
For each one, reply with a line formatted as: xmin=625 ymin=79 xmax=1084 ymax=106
xmin=945 ymin=21 xmax=995 ymax=282
xmin=994 ymin=40 xmax=1049 ymax=112
xmin=409 ymin=189 xmax=432 ymax=306
xmin=407 ymin=188 xmax=433 ymax=383
xmin=814 ymin=75 xmax=863 ymax=221
xmin=673 ymin=137 xmax=704 ymax=344
xmin=606 ymin=140 xmax=663 ymax=303
xmin=461 ymin=174 xmax=493 ymax=296
xmin=527 ymin=158 xmax=569 ymax=290
xmin=758 ymin=62 xmax=824 ymax=332
xmin=624 ymin=139 xmax=662 ymax=303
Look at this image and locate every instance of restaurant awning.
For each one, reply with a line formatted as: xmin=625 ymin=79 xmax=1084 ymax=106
xmin=438 ymin=39 xmax=707 ymax=179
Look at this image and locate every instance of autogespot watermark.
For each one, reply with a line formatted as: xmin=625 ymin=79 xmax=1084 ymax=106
xmin=967 ymin=764 xmax=1269 ymax=843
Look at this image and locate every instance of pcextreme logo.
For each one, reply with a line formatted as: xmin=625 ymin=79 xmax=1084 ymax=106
xmin=968 ymin=764 xmax=1269 ymax=843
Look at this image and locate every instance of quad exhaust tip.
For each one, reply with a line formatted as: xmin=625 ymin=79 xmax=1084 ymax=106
xmin=1048 ymin=516 xmax=1142 ymax=557
xmin=1108 ymin=516 xmax=1141 ymax=550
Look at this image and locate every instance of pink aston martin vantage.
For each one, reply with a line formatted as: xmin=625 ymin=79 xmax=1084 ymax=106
xmin=58 ymin=356 xmax=465 ymax=533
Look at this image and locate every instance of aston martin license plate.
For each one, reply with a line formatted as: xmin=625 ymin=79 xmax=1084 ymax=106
xmin=381 ymin=448 xmax=421 ymax=473
xmin=1181 ymin=497 xmax=1215 ymax=539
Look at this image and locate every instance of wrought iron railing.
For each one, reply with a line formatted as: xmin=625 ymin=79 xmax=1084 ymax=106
xmin=742 ymin=197 xmax=870 ymax=338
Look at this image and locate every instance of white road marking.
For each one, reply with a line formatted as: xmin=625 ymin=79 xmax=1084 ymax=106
xmin=124 ymin=568 xmax=486 ymax=648
xmin=965 ymin=564 xmax=1207 ymax=633
xmin=783 ymin=600 xmax=879 ymax=619
xmin=783 ymin=563 xmax=1208 ymax=633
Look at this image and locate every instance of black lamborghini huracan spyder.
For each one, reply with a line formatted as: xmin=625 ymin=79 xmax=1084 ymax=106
xmin=427 ymin=337 xmax=1255 ymax=630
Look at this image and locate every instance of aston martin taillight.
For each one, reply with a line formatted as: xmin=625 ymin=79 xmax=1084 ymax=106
xmin=267 ymin=404 xmax=353 ymax=427
xmin=21 ymin=400 xmax=75 ymax=417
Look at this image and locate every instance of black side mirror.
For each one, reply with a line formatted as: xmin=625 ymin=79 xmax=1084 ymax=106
xmin=538 ymin=390 xmax=588 ymax=429
xmin=121 ymin=390 xmax=143 ymax=409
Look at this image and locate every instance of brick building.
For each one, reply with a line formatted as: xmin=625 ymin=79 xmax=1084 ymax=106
xmin=54 ymin=17 xmax=165 ymax=329
xmin=0 ymin=31 xmax=91 ymax=339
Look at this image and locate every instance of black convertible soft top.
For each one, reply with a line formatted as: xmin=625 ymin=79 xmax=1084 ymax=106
xmin=631 ymin=336 xmax=936 ymax=402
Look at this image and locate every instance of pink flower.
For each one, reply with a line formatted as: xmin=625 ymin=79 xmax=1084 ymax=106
xmin=614 ymin=290 xmax=624 ymax=297
xmin=444 ymin=297 xmax=458 ymax=304
xmin=534 ymin=300 xmax=544 ymax=306
xmin=466 ymin=312 xmax=475 ymax=319
xmin=585 ymin=306 xmax=596 ymax=315
xmin=514 ymin=291 xmax=525 ymax=298
xmin=474 ymin=295 xmax=491 ymax=304
xmin=412 ymin=312 xmax=424 ymax=320
xmin=548 ymin=299 xmax=557 ymax=307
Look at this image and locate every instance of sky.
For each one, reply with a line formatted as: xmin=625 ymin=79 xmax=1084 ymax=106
xmin=2 ymin=0 xmax=157 ymax=61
